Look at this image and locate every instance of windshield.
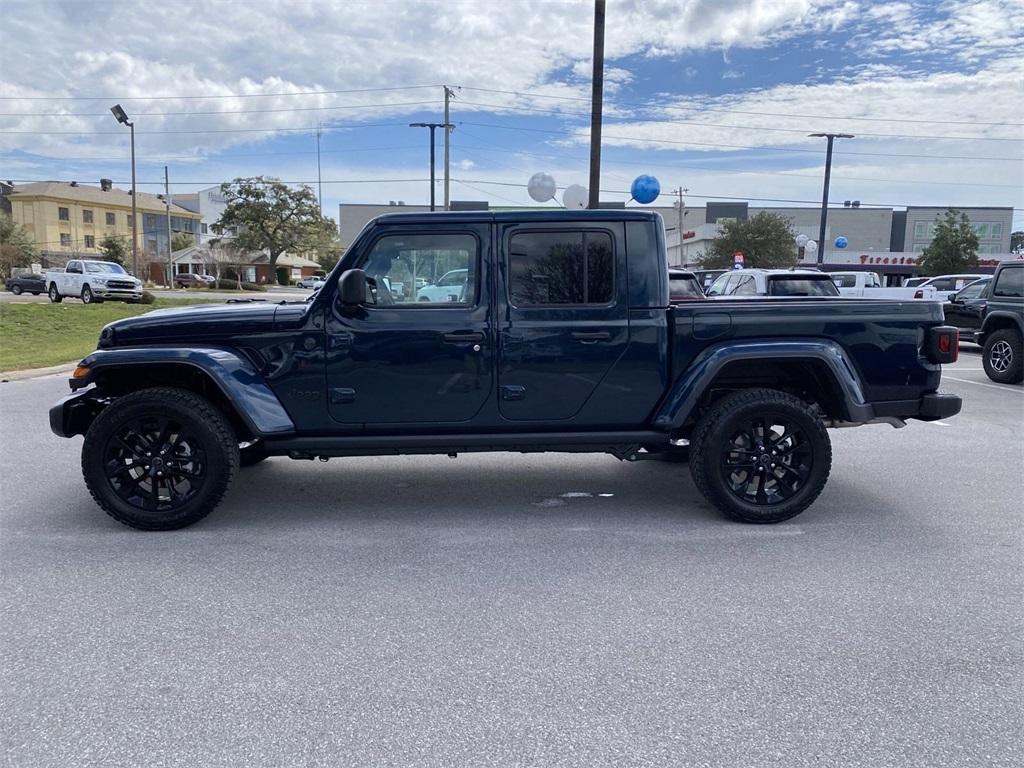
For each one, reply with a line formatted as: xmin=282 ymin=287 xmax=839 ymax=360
xmin=84 ymin=262 xmax=127 ymax=274
xmin=769 ymin=277 xmax=840 ymax=296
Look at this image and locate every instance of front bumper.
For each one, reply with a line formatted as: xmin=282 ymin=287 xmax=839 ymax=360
xmin=49 ymin=388 xmax=105 ymax=438
xmin=94 ymin=288 xmax=143 ymax=301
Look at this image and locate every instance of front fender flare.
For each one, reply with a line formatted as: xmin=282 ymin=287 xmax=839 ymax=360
xmin=653 ymin=338 xmax=871 ymax=429
xmin=70 ymin=347 xmax=295 ymax=437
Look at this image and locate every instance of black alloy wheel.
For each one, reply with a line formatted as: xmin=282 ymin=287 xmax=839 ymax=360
xmin=982 ymin=329 xmax=1023 ymax=384
xmin=82 ymin=387 xmax=239 ymax=529
xmin=690 ymin=389 xmax=831 ymax=523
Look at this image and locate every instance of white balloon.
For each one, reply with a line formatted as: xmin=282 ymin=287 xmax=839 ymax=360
xmin=805 ymin=239 xmax=818 ymax=252
xmin=527 ymin=172 xmax=557 ymax=202
xmin=562 ymin=184 xmax=588 ymax=209
xmin=795 ymin=233 xmax=809 ymax=246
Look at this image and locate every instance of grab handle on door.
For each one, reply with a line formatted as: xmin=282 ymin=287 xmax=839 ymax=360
xmin=442 ymin=331 xmax=484 ymax=344
xmin=571 ymin=331 xmax=611 ymax=343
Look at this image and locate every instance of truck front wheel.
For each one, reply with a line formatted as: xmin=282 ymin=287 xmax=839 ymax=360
xmin=982 ymin=328 xmax=1023 ymax=384
xmin=689 ymin=389 xmax=832 ymax=524
xmin=48 ymin=283 xmax=63 ymax=303
xmin=81 ymin=387 xmax=240 ymax=530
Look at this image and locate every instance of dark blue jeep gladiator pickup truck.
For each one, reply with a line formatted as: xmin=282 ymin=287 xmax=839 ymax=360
xmin=50 ymin=210 xmax=962 ymax=530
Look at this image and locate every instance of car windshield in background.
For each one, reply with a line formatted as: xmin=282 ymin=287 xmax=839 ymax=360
xmin=769 ymin=277 xmax=840 ymax=296
xmin=669 ymin=275 xmax=703 ymax=299
xmin=85 ymin=262 xmax=127 ymax=274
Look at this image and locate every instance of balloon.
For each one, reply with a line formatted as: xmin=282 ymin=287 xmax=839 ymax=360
xmin=795 ymin=233 xmax=809 ymax=247
xmin=834 ymin=236 xmax=848 ymax=249
xmin=805 ymin=239 xmax=818 ymax=252
xmin=630 ymin=174 xmax=661 ymax=204
xmin=527 ymin=172 xmax=557 ymax=203
xmin=562 ymin=184 xmax=588 ymax=209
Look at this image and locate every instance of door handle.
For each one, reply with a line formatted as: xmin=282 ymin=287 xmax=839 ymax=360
xmin=442 ymin=332 xmax=484 ymax=344
xmin=571 ymin=331 xmax=611 ymax=343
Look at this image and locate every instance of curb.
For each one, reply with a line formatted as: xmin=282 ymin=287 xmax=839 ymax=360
xmin=0 ymin=362 xmax=78 ymax=382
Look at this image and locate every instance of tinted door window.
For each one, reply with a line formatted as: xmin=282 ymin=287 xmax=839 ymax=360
xmin=669 ymin=275 xmax=703 ymax=300
xmin=927 ymin=278 xmax=955 ymax=291
xmin=993 ymin=267 xmax=1023 ymax=298
xmin=769 ymin=277 xmax=839 ymax=296
xmin=66 ymin=261 xmax=82 ymax=274
xmin=957 ymin=281 xmax=987 ymax=301
xmin=833 ymin=275 xmax=857 ymax=288
xmin=509 ymin=231 xmax=613 ymax=306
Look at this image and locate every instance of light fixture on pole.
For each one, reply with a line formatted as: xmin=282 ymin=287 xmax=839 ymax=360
xmin=808 ymin=132 xmax=854 ymax=265
xmin=409 ymin=122 xmax=452 ymax=212
xmin=110 ymin=104 xmax=139 ymax=278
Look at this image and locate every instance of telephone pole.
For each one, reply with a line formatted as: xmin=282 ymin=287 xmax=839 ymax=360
xmin=409 ymin=122 xmax=453 ymax=211
xmin=673 ymin=187 xmax=688 ymax=266
xmin=164 ymin=166 xmax=173 ymax=287
xmin=443 ymin=86 xmax=457 ymax=211
xmin=809 ymin=132 xmax=854 ymax=265
xmin=588 ymin=0 xmax=606 ymax=209
xmin=315 ymin=122 xmax=324 ymax=217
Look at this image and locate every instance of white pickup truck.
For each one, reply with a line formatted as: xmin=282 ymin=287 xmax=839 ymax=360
xmin=46 ymin=260 xmax=144 ymax=304
xmin=830 ymin=271 xmax=938 ymax=300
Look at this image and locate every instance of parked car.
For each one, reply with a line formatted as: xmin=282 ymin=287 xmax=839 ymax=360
xmin=174 ymin=273 xmax=215 ymax=288
xmin=50 ymin=209 xmax=961 ymax=531
xmin=974 ymin=261 xmax=1023 ymax=384
xmin=943 ymin=277 xmax=992 ymax=343
xmin=706 ymin=268 xmax=840 ymax=297
xmin=416 ymin=269 xmax=468 ymax=302
xmin=5 ymin=272 xmax=46 ymax=295
xmin=830 ymin=271 xmax=938 ymax=300
xmin=45 ymin=260 xmax=143 ymax=304
xmin=297 ymin=276 xmax=325 ymax=289
xmin=668 ymin=269 xmax=705 ymax=303
xmin=906 ymin=274 xmax=988 ymax=302
xmin=692 ymin=269 xmax=727 ymax=294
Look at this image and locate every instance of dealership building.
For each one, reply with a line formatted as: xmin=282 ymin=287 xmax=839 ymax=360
xmin=338 ymin=200 xmax=1016 ymax=284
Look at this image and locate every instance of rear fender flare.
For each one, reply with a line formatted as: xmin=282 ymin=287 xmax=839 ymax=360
xmin=73 ymin=347 xmax=295 ymax=437
xmin=654 ymin=338 xmax=871 ymax=429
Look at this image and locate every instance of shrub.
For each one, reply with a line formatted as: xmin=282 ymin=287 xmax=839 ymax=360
xmin=213 ymin=279 xmax=265 ymax=291
xmin=139 ymin=291 xmax=156 ymax=304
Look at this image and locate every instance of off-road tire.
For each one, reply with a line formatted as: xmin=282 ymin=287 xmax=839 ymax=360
xmin=690 ymin=388 xmax=832 ymax=524
xmin=982 ymin=328 xmax=1023 ymax=384
xmin=82 ymin=387 xmax=239 ymax=530
xmin=48 ymin=283 xmax=63 ymax=303
xmin=10 ymin=285 xmax=22 ymax=295
xmin=239 ymin=442 xmax=269 ymax=467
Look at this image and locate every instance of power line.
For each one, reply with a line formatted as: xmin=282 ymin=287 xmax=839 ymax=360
xmin=0 ymin=85 xmax=444 ymax=101
xmin=0 ymin=100 xmax=441 ymax=118
xmin=462 ymin=120 xmax=1024 ymax=162
xmin=7 ymin=178 xmax=431 ymax=186
xmin=458 ymin=85 xmax=1024 ymax=128
xmin=1 ymin=144 xmax=423 ymax=163
xmin=0 ymin=122 xmax=411 ymax=135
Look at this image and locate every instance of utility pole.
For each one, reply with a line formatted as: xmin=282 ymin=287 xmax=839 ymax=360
xmin=409 ymin=122 xmax=452 ymax=211
xmin=809 ymin=132 xmax=854 ymax=265
xmin=588 ymin=0 xmax=606 ymax=209
xmin=315 ymin=122 xmax=324 ymax=217
xmin=443 ymin=86 xmax=457 ymax=211
xmin=673 ymin=187 xmax=688 ymax=266
xmin=164 ymin=166 xmax=173 ymax=287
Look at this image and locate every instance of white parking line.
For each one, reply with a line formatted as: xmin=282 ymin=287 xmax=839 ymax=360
xmin=943 ymin=375 xmax=1024 ymax=394
xmin=924 ymin=421 xmax=952 ymax=426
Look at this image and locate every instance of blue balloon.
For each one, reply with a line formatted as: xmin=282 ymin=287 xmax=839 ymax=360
xmin=631 ymin=175 xmax=661 ymax=204
xmin=835 ymin=236 xmax=849 ymax=249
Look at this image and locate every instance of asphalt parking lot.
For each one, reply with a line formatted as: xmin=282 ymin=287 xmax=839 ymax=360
xmin=1 ymin=348 xmax=1021 ymax=767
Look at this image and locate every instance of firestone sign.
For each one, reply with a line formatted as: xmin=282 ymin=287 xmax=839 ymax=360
xmin=859 ymin=254 xmax=1006 ymax=267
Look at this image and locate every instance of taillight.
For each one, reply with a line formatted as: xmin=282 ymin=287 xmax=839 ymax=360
xmin=914 ymin=289 xmax=924 ymax=299
xmin=926 ymin=326 xmax=958 ymax=364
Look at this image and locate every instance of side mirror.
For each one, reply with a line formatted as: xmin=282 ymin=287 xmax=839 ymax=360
xmin=338 ymin=269 xmax=367 ymax=306
xmin=948 ymin=294 xmax=960 ymax=304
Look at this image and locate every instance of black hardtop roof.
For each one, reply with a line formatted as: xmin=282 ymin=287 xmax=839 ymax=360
xmin=370 ymin=209 xmax=664 ymax=226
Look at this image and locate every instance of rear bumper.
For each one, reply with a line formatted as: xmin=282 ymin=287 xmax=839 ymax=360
xmin=917 ymin=392 xmax=963 ymax=421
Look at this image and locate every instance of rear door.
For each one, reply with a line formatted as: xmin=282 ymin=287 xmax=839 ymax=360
xmin=496 ymin=222 xmax=628 ymax=422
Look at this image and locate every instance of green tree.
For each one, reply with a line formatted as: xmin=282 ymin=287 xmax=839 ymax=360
xmin=0 ymin=213 xmax=38 ymax=279
xmin=1011 ymin=230 xmax=1023 ymax=254
xmin=171 ymin=231 xmax=196 ymax=252
xmin=98 ymin=234 xmax=129 ymax=266
xmin=698 ymin=213 xmax=798 ymax=269
xmin=917 ymin=209 xmax=980 ymax=276
xmin=214 ymin=176 xmax=323 ymax=284
xmin=300 ymin=215 xmax=343 ymax=271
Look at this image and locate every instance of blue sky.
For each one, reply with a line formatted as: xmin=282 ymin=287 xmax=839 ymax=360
xmin=1 ymin=0 xmax=1021 ymax=229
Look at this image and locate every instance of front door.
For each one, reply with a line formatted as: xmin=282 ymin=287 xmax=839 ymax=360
xmin=497 ymin=222 xmax=629 ymax=422
xmin=325 ymin=226 xmax=492 ymax=426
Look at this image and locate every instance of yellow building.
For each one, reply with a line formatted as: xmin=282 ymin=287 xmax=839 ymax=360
xmin=7 ymin=179 xmax=201 ymax=263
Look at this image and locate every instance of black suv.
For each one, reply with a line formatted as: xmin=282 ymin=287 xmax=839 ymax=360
xmin=976 ymin=261 xmax=1023 ymax=384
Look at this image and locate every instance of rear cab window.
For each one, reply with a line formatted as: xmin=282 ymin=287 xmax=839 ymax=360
xmin=768 ymin=276 xmax=839 ymax=296
xmin=669 ymin=274 xmax=703 ymax=300
xmin=993 ymin=266 xmax=1023 ymax=298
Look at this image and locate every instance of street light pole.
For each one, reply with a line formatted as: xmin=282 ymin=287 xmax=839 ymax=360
xmin=409 ymin=122 xmax=452 ymax=212
xmin=588 ymin=0 xmax=606 ymax=210
xmin=110 ymin=104 xmax=139 ymax=277
xmin=809 ymin=132 xmax=854 ymax=265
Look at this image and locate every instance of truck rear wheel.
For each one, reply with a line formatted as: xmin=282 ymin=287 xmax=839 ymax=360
xmin=982 ymin=329 xmax=1023 ymax=384
xmin=689 ymin=389 xmax=831 ymax=524
xmin=81 ymin=387 xmax=239 ymax=530
xmin=48 ymin=283 xmax=63 ymax=303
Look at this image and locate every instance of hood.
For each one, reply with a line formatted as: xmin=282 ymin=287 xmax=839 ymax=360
xmin=102 ymin=301 xmax=286 ymax=347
